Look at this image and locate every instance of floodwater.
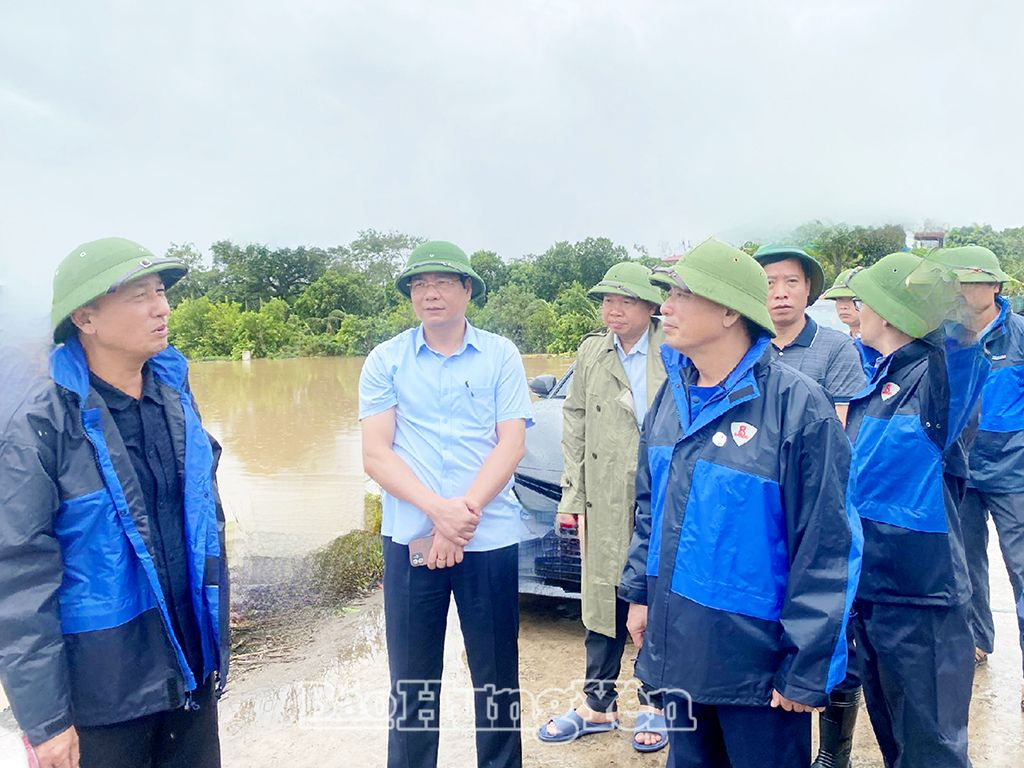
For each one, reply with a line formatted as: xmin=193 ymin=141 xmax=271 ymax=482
xmin=189 ymin=355 xmax=572 ymax=559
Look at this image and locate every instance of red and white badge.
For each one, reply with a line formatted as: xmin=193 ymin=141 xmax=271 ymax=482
xmin=730 ymin=422 xmax=757 ymax=446
xmin=881 ymin=382 xmax=901 ymax=402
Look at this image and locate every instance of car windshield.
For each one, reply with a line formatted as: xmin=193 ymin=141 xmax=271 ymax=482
xmin=549 ymin=368 xmax=573 ymax=399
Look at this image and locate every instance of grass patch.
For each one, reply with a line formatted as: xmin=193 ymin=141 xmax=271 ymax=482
xmin=309 ymin=529 xmax=383 ymax=603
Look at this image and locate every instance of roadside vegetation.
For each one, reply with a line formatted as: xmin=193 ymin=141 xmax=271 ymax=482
xmin=167 ymin=223 xmax=1024 ymax=360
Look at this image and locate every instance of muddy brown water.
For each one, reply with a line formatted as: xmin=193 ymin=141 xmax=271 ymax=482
xmin=188 ymin=355 xmax=572 ymax=559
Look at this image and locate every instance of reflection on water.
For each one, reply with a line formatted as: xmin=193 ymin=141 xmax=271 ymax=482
xmin=189 ymin=355 xmax=572 ymax=558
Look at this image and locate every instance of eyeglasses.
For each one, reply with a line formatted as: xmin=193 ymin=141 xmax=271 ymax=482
xmin=853 ymin=299 xmax=863 ymax=310
xmin=408 ymin=276 xmax=466 ymax=294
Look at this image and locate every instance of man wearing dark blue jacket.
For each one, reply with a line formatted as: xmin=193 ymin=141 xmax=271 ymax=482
xmin=0 ymin=238 xmax=229 ymax=768
xmin=927 ymin=246 xmax=1024 ymax=710
xmin=845 ymin=252 xmax=996 ymax=767
xmin=619 ymin=238 xmax=862 ymax=767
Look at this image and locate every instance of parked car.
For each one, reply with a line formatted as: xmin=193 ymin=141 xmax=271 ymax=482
xmin=515 ymin=366 xmax=581 ymax=598
xmin=806 ymin=298 xmax=850 ymax=333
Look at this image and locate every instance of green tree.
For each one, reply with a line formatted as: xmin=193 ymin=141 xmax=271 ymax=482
xmin=470 ymin=250 xmax=508 ymax=304
xmin=292 ymin=268 xmax=379 ymax=324
xmin=164 ymin=243 xmax=224 ymax=307
xmin=336 ymin=229 xmax=424 ymax=288
xmin=784 ymin=222 xmax=906 ymax=283
xmin=553 ymin=282 xmax=597 ymax=317
xmin=575 ymin=237 xmax=629 ymax=291
xmin=523 ymin=299 xmax=555 ymax=353
xmin=548 ymin=313 xmax=600 ymax=354
xmin=528 ymin=237 xmax=628 ymax=301
xmin=212 ymin=241 xmax=332 ymax=307
xmin=334 ymin=315 xmax=379 ymax=356
xmin=475 ymin=283 xmax=537 ymax=350
xmin=504 ymin=259 xmax=539 ymax=292
xmin=546 ymin=283 xmax=601 ymax=354
xmin=168 ymin=297 xmax=244 ymax=358
xmin=235 ymin=298 xmax=302 ymax=358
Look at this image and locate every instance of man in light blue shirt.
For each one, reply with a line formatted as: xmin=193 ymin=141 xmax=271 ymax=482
xmin=615 ymin=326 xmax=650 ymax=428
xmin=359 ymin=240 xmax=533 ymax=768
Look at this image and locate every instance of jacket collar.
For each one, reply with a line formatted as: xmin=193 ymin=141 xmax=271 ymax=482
xmin=661 ymin=333 xmax=772 ymax=438
xmin=50 ymin=336 xmax=190 ymax=404
xmin=851 ymin=332 xmax=937 ymax=402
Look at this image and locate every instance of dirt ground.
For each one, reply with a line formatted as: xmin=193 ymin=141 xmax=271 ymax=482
xmin=218 ymin=569 xmax=1024 ymax=768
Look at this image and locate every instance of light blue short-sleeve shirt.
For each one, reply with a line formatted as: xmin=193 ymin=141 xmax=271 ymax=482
xmin=358 ymin=321 xmax=535 ymax=552
xmin=615 ymin=328 xmax=650 ymax=428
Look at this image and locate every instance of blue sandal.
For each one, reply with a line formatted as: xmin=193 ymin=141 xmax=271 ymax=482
xmin=537 ymin=709 xmax=619 ymax=743
xmin=632 ymin=711 xmax=668 ymax=753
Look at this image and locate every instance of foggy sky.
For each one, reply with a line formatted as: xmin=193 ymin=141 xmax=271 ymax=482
xmin=2 ymin=0 xmax=1023 ymax=336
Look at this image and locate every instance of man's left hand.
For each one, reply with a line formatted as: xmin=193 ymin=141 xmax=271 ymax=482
xmin=427 ymin=535 xmax=464 ymax=570
xmin=770 ymin=689 xmax=823 ymax=713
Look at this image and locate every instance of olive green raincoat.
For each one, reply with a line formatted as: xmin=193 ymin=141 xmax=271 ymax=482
xmin=558 ymin=319 xmax=666 ymax=637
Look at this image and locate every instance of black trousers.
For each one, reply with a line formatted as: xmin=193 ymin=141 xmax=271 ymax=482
xmin=78 ymin=677 xmax=220 ymax=768
xmin=853 ymin=600 xmax=973 ymax=768
xmin=663 ymin=693 xmax=810 ymax=768
xmin=383 ymin=537 xmax=522 ymax=768
xmin=583 ymin=596 xmax=664 ymax=712
xmin=831 ymin=610 xmax=862 ymax=694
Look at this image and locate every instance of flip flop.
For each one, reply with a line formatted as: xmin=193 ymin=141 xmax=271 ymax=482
xmin=632 ymin=710 xmax=668 ymax=753
xmin=537 ymin=709 xmax=618 ymax=743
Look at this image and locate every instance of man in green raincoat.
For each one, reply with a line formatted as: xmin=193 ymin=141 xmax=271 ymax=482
xmin=538 ymin=262 xmax=668 ymax=752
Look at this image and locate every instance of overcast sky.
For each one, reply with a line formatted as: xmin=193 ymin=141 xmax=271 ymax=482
xmin=2 ymin=0 xmax=1023 ymax=333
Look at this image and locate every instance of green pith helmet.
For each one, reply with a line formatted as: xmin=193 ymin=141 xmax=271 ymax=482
xmin=923 ymin=245 xmax=1015 ymax=284
xmin=650 ymin=237 xmax=777 ymax=337
xmin=822 ymin=268 xmax=858 ymax=300
xmin=848 ymin=252 xmax=957 ymax=339
xmin=51 ymin=237 xmax=188 ymax=343
xmin=587 ymin=261 xmax=665 ymax=306
xmin=752 ymin=244 xmax=826 ymax=304
xmin=394 ymin=240 xmax=486 ymax=299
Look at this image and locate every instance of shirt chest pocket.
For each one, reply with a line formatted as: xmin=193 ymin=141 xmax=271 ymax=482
xmin=459 ymin=383 xmax=497 ymax=424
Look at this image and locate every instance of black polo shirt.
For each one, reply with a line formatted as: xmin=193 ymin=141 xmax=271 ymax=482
xmin=91 ymin=366 xmax=204 ymax=680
